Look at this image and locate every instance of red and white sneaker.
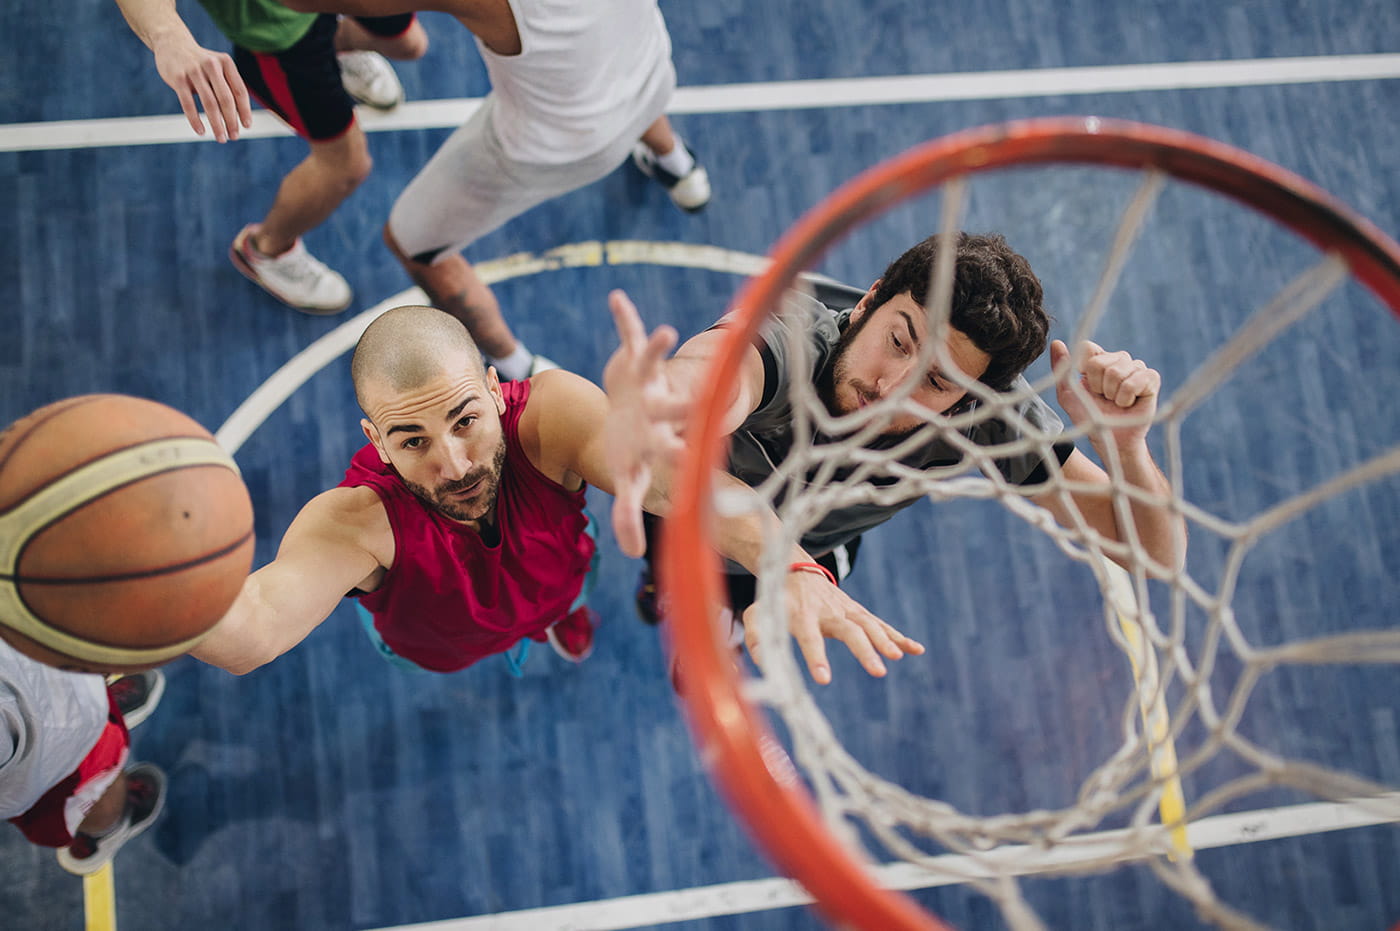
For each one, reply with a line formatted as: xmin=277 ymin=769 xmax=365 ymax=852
xmin=230 ymin=224 xmax=352 ymax=314
xmin=546 ymin=606 xmax=596 ymax=663
xmin=107 ymin=670 xmax=164 ymax=730
xmin=55 ymin=763 xmax=167 ymax=876
xmin=337 ymin=50 xmax=404 ymax=111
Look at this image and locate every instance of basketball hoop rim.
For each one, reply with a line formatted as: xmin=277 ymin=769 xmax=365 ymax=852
xmin=660 ymin=116 xmax=1400 ymax=931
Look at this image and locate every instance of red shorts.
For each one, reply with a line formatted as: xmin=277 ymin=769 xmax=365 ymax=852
xmin=7 ymin=688 xmax=130 ymax=848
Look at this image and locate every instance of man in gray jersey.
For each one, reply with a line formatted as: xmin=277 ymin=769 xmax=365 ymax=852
xmin=1 ymin=640 xmax=168 ymax=875
xmin=623 ymin=232 xmax=1185 ymax=685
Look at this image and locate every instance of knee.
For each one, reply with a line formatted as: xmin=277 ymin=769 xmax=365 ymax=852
xmin=316 ymin=140 xmax=372 ymax=193
xmin=344 ymin=148 xmax=373 ymax=188
xmin=383 ymin=221 xmax=413 ymax=266
xmin=395 ymin=22 xmax=429 ymax=60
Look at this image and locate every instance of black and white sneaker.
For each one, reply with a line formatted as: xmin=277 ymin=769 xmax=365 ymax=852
xmin=56 ymin=763 xmax=167 ymax=876
xmin=107 ymin=670 xmax=165 ymax=730
xmin=631 ymin=142 xmax=711 ymax=213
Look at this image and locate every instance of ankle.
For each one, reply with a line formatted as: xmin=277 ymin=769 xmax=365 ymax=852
xmin=653 ymin=139 xmax=694 ymax=178
xmin=252 ymin=231 xmax=294 ymax=258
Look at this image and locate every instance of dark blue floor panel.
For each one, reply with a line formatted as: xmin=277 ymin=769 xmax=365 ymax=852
xmin=2 ymin=1 xmax=1399 ymax=929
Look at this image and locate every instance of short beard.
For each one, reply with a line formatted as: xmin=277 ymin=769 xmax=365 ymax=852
xmin=815 ymin=308 xmax=959 ymax=444
xmin=404 ymin=438 xmax=508 ymax=523
xmin=817 ymin=308 xmax=874 ymax=418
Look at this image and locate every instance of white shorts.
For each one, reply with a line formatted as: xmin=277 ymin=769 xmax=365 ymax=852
xmin=387 ymin=62 xmax=676 ymax=263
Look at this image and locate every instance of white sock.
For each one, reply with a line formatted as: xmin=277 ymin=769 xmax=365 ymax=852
xmin=655 ymin=138 xmax=695 ymax=178
xmin=490 ymin=343 xmax=534 ymax=381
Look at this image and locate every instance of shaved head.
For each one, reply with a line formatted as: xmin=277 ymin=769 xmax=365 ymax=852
xmin=351 ymin=305 xmax=485 ymax=413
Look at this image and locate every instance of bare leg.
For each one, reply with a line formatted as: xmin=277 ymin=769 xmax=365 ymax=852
xmin=75 ymin=772 xmax=127 ymax=837
xmin=383 ymin=224 xmax=519 ymax=359
xmin=639 ymin=115 xmax=679 ymax=156
xmin=334 ymin=16 xmax=430 ymax=59
xmin=254 ymin=128 xmax=372 ymax=256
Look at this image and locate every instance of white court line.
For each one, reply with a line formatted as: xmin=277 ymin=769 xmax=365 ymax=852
xmin=3 ymin=53 xmax=1400 ymax=152
xmin=367 ymin=795 xmax=1400 ymax=931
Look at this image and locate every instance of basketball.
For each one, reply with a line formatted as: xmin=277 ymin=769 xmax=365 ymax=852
xmin=0 ymin=394 xmax=255 ymax=673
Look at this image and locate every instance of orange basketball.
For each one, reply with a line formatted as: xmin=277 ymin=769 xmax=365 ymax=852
xmin=0 ymin=394 xmax=254 ymax=673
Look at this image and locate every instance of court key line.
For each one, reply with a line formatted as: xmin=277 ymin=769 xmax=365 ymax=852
xmin=4 ymin=52 xmax=1400 ymax=152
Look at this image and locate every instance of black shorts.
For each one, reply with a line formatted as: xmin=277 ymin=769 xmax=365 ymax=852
xmin=233 ymin=13 xmax=415 ymax=142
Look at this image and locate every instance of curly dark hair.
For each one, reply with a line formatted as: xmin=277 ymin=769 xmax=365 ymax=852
xmin=868 ymin=232 xmax=1049 ymax=392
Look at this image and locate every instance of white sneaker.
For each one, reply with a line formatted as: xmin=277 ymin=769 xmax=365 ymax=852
xmin=230 ymin=225 xmax=353 ymax=314
xmin=338 ymin=51 xmax=404 ymax=110
xmin=632 ymin=142 xmax=711 ymax=213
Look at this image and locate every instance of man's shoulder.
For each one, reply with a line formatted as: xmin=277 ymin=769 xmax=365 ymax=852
xmin=301 ymin=484 xmax=391 ymax=535
xmin=519 ymin=368 xmax=600 ymax=425
xmin=515 ymin=368 xmax=604 ymax=476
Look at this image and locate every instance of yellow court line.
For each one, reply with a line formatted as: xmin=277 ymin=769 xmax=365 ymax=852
xmin=1106 ymin=565 xmax=1192 ymax=860
xmin=83 ymin=863 xmax=117 ymax=931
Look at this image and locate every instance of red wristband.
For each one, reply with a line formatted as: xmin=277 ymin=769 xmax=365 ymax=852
xmin=788 ymin=561 xmax=837 ymax=585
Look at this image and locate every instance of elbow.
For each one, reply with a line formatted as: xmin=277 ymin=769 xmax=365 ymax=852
xmin=191 ymin=634 xmax=278 ymax=677
xmin=193 ymin=649 xmax=268 ymax=677
xmin=1142 ymin=521 xmax=1189 ymax=577
xmin=222 ymin=656 xmax=267 ymax=677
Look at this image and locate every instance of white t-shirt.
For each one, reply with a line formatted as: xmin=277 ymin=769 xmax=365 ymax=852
xmin=0 ymin=640 xmax=107 ymax=819
xmin=480 ymin=0 xmax=674 ymax=164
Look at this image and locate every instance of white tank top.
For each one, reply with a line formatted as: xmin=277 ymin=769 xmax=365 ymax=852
xmin=0 ymin=641 xmax=108 ymax=819
xmin=479 ymin=0 xmax=674 ymax=164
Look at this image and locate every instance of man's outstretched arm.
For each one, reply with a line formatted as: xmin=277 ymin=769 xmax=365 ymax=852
xmin=113 ymin=0 xmax=252 ymax=142
xmin=193 ymin=487 xmax=386 ymax=675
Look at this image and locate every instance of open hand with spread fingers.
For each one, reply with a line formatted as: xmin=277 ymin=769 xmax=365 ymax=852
xmin=742 ymin=567 xmax=925 ymax=685
xmin=601 ymin=289 xmax=690 ymax=557
xmin=152 ymin=36 xmax=252 ymax=143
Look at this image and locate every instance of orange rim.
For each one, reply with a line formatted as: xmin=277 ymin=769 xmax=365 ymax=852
xmin=661 ymin=116 xmax=1400 ymax=931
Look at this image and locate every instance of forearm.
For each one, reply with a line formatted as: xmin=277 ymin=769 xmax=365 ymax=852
xmin=641 ymin=465 xmax=810 ymax=577
xmin=114 ymin=0 xmax=197 ymax=52
xmin=190 ymin=577 xmax=283 ymax=676
xmin=1097 ymin=441 xmax=1186 ymax=572
xmin=190 ymin=566 xmax=343 ymax=675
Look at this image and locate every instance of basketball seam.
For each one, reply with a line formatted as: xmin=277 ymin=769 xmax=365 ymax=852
xmin=0 ymin=436 xmax=231 ymax=523
xmin=0 ymin=433 xmax=222 ymax=518
xmin=0 ymin=394 xmax=109 ymax=476
xmin=3 ymin=528 xmax=253 ymax=587
xmin=0 ymin=529 xmax=252 ymax=652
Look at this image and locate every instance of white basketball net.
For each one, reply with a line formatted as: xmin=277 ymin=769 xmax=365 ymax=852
xmin=726 ymin=174 xmax=1400 ymax=930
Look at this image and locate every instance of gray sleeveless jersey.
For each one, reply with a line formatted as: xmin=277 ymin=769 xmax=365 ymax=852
xmin=724 ymin=291 xmax=1073 ymax=557
xmin=0 ymin=641 xmax=107 ymax=818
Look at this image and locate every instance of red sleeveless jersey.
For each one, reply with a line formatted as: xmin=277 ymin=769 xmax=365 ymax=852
xmin=338 ymin=380 xmax=595 ymax=672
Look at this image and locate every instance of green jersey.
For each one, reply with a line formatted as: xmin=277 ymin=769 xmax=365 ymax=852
xmin=196 ymin=0 xmax=316 ymax=53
